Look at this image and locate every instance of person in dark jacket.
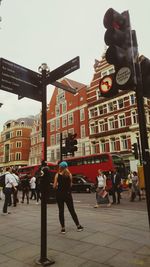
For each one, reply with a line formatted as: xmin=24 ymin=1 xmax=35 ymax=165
xmin=21 ymin=175 xmax=30 ymax=204
xmin=111 ymin=170 xmax=122 ymax=204
xmin=53 ymin=161 xmax=83 ymax=234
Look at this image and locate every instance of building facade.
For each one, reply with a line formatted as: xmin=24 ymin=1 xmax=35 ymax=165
xmin=0 ymin=116 xmax=35 ymax=169
xmin=87 ymin=54 xmax=150 ymax=170
xmin=46 ymin=78 xmax=89 ymax=162
xmin=28 ymin=113 xmax=42 ymax=166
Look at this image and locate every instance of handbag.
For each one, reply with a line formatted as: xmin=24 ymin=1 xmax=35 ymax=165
xmin=99 ymin=189 xmax=108 ymax=198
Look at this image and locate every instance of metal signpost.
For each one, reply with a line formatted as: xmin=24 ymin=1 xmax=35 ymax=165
xmin=0 ymin=56 xmax=79 ymax=265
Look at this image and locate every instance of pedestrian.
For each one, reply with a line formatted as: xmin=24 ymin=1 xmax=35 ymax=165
xmin=53 ymin=161 xmax=83 ymax=234
xmin=30 ymin=175 xmax=36 ymax=200
xmin=127 ymin=171 xmax=133 ymax=198
xmin=35 ymin=168 xmax=42 ymax=204
xmin=11 ymin=168 xmax=20 ymax=206
xmin=94 ymin=169 xmax=111 ymax=208
xmin=21 ymin=175 xmax=30 ymax=204
xmin=111 ymin=169 xmax=122 ymax=204
xmin=130 ymin=171 xmax=141 ymax=202
xmin=2 ymin=166 xmax=17 ymax=215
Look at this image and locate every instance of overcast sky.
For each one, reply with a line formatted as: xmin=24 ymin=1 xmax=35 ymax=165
xmin=0 ymin=0 xmax=150 ymax=131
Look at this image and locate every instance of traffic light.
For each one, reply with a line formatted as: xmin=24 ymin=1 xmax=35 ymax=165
xmin=103 ymin=8 xmax=136 ymax=90
xmin=65 ymin=133 xmax=78 ymax=155
xmin=140 ymin=55 xmax=150 ymax=98
xmin=99 ymin=73 xmax=118 ymax=98
xmin=131 ymin=143 xmax=138 ymax=159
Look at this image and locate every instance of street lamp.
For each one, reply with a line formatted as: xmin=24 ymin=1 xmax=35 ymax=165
xmin=0 ymin=103 xmax=3 ymax=108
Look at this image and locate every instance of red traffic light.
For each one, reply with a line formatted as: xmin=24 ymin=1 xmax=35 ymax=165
xmin=103 ymin=8 xmax=127 ymax=30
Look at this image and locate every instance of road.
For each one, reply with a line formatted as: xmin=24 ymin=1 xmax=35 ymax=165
xmin=72 ymin=190 xmax=147 ymax=211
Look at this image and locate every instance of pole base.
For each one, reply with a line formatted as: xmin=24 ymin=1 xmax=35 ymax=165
xmin=35 ymin=257 xmax=55 ymax=266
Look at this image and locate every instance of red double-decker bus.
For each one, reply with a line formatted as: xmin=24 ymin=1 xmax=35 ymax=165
xmin=18 ymin=162 xmax=57 ymax=179
xmin=62 ymin=153 xmax=126 ymax=183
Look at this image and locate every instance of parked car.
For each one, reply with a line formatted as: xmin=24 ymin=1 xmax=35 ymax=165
xmin=72 ymin=174 xmax=95 ymax=193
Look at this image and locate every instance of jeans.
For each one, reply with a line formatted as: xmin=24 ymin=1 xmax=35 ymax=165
xmin=3 ymin=188 xmax=12 ymax=213
xmin=56 ymin=191 xmax=79 ymax=228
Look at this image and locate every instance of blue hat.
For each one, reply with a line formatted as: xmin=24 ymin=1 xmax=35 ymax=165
xmin=59 ymin=161 xmax=68 ymax=168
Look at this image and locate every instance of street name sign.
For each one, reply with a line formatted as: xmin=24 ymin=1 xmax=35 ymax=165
xmin=0 ymin=58 xmax=42 ymax=101
xmin=46 ymin=56 xmax=80 ymax=85
xmin=52 ymin=81 xmax=77 ymax=94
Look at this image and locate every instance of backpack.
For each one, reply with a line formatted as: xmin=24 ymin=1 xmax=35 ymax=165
xmin=0 ymin=174 xmax=6 ymax=188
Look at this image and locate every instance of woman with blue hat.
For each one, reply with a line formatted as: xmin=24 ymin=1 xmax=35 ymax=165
xmin=53 ymin=161 xmax=83 ymax=234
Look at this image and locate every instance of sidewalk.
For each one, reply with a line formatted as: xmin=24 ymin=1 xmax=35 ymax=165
xmin=0 ymin=196 xmax=150 ymax=267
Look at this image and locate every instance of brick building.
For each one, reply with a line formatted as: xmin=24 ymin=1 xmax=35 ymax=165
xmin=87 ymin=54 xmax=150 ymax=169
xmin=46 ymin=78 xmax=89 ymax=162
xmin=0 ymin=116 xmax=35 ymax=169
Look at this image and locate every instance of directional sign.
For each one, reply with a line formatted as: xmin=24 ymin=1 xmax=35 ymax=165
xmin=52 ymin=81 xmax=77 ymax=94
xmin=0 ymin=58 xmax=42 ymax=101
xmin=46 ymin=56 xmax=80 ymax=85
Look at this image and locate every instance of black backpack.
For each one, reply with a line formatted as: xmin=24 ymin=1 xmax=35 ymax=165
xmin=0 ymin=174 xmax=5 ymax=188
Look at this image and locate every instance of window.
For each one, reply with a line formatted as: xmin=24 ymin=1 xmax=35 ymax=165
xmin=89 ymin=122 xmax=96 ymax=135
xmin=99 ymin=106 xmax=104 ymax=115
xmin=56 ymin=133 xmax=60 ymax=145
xmin=50 ymin=135 xmax=55 ymax=146
xmin=98 ymin=120 xmax=105 ymax=132
xmin=55 ymin=105 xmax=60 ymax=117
xmin=81 ymin=125 xmax=86 ymax=138
xmin=16 ymin=130 xmax=22 ymax=137
xmin=96 ymin=89 xmax=101 ymax=100
xmin=10 ymin=131 xmax=14 ymax=138
xmin=68 ymin=113 xmax=73 ymax=125
xmin=100 ymin=140 xmax=106 ymax=152
xmin=16 ymin=141 xmax=22 ymax=148
xmin=131 ymin=110 xmax=138 ymax=124
xmin=120 ymin=136 xmax=128 ymax=150
xmin=101 ymin=70 xmax=107 ymax=77
xmin=130 ymin=94 xmax=135 ymax=105
xmin=119 ymin=114 xmax=126 ymax=127
xmin=15 ymin=152 xmax=21 ymax=160
xmin=62 ymin=101 xmax=67 ymax=113
xmin=89 ymin=107 xmax=98 ymax=118
xmin=56 ymin=91 xmax=65 ymax=104
xmin=50 ymin=121 xmax=55 ymax=132
xmin=51 ymin=150 xmax=55 ymax=161
xmin=108 ymin=117 xmax=115 ymax=130
xmin=107 ymin=102 xmax=114 ymax=112
xmin=56 ymin=118 xmax=60 ymax=130
xmin=62 ymin=115 xmax=67 ymax=127
xmin=118 ymin=98 xmax=124 ymax=109
xmin=110 ymin=138 xmax=116 ymax=152
xmin=80 ymin=108 xmax=85 ymax=121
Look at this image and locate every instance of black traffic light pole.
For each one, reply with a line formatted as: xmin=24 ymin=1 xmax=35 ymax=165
xmin=134 ymin=42 xmax=150 ymax=228
xmin=37 ymin=64 xmax=55 ymax=266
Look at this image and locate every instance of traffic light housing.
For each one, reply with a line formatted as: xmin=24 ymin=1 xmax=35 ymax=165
xmin=65 ymin=133 xmax=78 ymax=156
xmin=140 ymin=55 xmax=150 ymax=98
xmin=131 ymin=143 xmax=138 ymax=159
xmin=103 ymin=8 xmax=136 ymax=90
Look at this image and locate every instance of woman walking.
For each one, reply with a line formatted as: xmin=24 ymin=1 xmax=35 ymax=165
xmin=53 ymin=161 xmax=83 ymax=234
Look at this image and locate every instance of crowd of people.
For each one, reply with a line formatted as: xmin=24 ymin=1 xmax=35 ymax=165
xmin=0 ymin=162 xmax=145 ymax=234
xmin=94 ymin=169 xmax=143 ymax=208
xmin=0 ymin=166 xmax=42 ymax=215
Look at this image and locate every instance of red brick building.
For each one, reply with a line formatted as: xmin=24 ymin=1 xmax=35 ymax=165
xmin=87 ymin=54 xmax=150 ymax=169
xmin=46 ymin=78 xmax=89 ymax=162
xmin=0 ymin=117 xmax=35 ymax=169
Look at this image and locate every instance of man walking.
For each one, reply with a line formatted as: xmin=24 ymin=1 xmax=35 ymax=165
xmin=2 ymin=166 xmax=17 ymax=215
